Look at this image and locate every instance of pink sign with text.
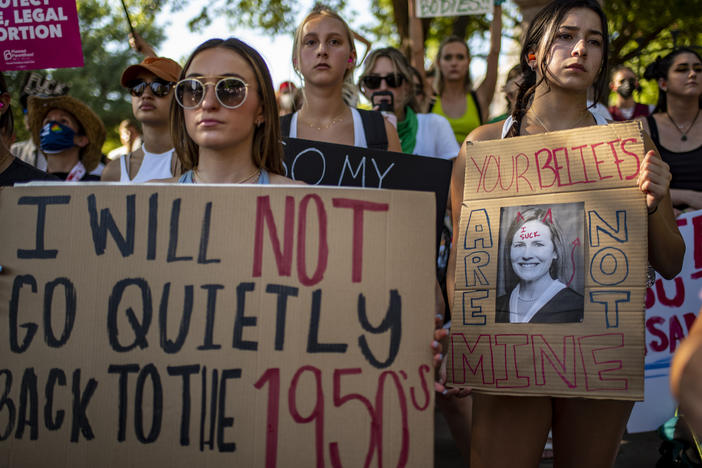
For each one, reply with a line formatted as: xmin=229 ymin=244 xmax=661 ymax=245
xmin=0 ymin=0 xmax=83 ymax=71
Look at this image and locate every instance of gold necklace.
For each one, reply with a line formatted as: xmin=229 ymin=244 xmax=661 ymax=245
xmin=299 ymin=108 xmax=347 ymax=131
xmin=529 ymin=109 xmax=592 ymax=133
xmin=193 ymin=166 xmax=260 ymax=184
xmin=666 ymin=109 xmax=700 ymax=141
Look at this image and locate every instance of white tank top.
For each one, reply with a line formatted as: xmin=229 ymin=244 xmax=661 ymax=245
xmin=119 ymin=145 xmax=174 ymax=183
xmin=289 ymin=108 xmax=368 ymax=148
xmin=500 ymin=111 xmax=608 ymax=138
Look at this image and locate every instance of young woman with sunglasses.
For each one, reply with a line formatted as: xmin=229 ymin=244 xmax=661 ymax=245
xmin=359 ymin=47 xmax=459 ymax=159
xmin=443 ymin=1 xmax=684 ymax=466
xmin=282 ymin=5 xmax=401 ymax=152
xmin=102 ymin=56 xmax=182 ymax=182
xmin=432 ymin=2 xmax=502 ymax=145
xmin=164 ymin=38 xmax=295 ymax=185
xmin=639 ymin=48 xmax=702 ymax=213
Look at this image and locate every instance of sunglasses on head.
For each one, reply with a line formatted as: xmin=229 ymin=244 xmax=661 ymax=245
xmin=361 ymin=73 xmax=405 ymax=90
xmin=175 ymin=76 xmax=249 ymax=110
xmin=128 ymin=79 xmax=175 ymax=98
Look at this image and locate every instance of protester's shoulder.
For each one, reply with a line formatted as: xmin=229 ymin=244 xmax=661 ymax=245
xmin=148 ymin=176 xmax=180 ymax=183
xmin=465 ymin=120 xmax=504 ymax=144
xmin=0 ymin=157 xmax=58 ymax=186
xmin=268 ymin=173 xmax=305 ymax=185
xmin=418 ymin=112 xmax=448 ymax=124
xmin=101 ymin=157 xmax=121 ymax=181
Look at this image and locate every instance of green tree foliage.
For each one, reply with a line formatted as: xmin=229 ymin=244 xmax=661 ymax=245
xmin=6 ymin=0 xmax=165 ymax=149
xmin=604 ymin=0 xmax=702 ymax=106
xmin=184 ymin=0 xmax=346 ymax=35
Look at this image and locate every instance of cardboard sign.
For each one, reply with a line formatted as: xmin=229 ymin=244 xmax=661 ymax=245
xmin=283 ymin=137 xmax=452 ymax=254
xmin=415 ymin=0 xmax=491 ymax=18
xmin=0 ymin=184 xmax=435 ymax=467
xmin=448 ymin=122 xmax=648 ymax=400
xmin=0 ymin=0 xmax=83 ymax=71
xmin=627 ymin=209 xmax=702 ymax=432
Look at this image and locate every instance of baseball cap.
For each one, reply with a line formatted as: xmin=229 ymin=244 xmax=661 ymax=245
xmin=121 ymin=56 xmax=182 ymax=86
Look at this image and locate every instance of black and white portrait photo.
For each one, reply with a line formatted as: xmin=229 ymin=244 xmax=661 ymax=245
xmin=496 ymin=203 xmax=585 ymax=323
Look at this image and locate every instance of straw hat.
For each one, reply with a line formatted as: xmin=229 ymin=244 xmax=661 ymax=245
xmin=28 ymin=95 xmax=106 ymax=172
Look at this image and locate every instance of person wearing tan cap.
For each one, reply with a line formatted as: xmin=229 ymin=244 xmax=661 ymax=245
xmin=27 ymin=94 xmax=106 ymax=181
xmin=101 ymin=56 xmax=182 ymax=182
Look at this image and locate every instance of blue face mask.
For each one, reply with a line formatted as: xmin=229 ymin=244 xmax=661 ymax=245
xmin=40 ymin=121 xmax=76 ymax=153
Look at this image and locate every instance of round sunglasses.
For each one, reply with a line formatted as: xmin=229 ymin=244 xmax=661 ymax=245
xmin=361 ymin=73 xmax=405 ymax=90
xmin=175 ymin=76 xmax=249 ymax=109
xmin=128 ymin=79 xmax=175 ymax=98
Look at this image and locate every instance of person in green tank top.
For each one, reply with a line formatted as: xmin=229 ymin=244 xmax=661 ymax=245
xmin=432 ymin=1 xmax=503 ymax=145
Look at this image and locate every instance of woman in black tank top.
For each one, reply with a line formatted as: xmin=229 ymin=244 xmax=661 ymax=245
xmin=639 ymin=48 xmax=702 ymax=213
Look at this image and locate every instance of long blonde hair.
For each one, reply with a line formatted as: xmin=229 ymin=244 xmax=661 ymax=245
xmin=292 ymin=4 xmax=357 ymax=104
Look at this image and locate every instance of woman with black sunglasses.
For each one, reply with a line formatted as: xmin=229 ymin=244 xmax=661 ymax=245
xmin=432 ymin=2 xmax=502 ymax=146
xmin=359 ymin=47 xmax=459 ymax=160
xmin=157 ymin=37 xmax=297 ymax=185
xmin=282 ymin=5 xmax=401 ymax=152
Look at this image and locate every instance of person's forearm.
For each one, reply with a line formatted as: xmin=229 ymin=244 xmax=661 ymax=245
xmin=671 ymin=310 xmax=702 ymax=435
xmin=670 ymin=188 xmax=702 ymax=210
xmin=648 ymin=195 xmax=685 ymax=279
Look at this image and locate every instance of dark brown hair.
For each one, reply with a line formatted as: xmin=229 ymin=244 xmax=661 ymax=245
xmin=508 ymin=0 xmax=609 ymax=137
xmin=170 ymin=37 xmax=284 ymax=174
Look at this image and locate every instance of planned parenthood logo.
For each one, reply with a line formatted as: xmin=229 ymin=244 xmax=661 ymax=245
xmin=2 ymin=48 xmax=34 ymax=64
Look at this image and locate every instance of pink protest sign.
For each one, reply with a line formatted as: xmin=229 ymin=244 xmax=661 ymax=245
xmin=0 ymin=0 xmax=83 ymax=71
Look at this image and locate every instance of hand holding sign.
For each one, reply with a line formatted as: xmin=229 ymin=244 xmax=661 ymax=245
xmin=637 ymin=149 xmax=672 ymax=214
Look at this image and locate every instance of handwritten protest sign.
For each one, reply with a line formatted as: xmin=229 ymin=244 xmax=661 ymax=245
xmin=448 ymin=122 xmax=648 ymax=400
xmin=283 ymin=137 xmax=452 ymax=254
xmin=627 ymin=209 xmax=702 ymax=432
xmin=0 ymin=0 xmax=83 ymax=71
xmin=0 ymin=184 xmax=435 ymax=467
xmin=416 ymin=0 xmax=491 ymax=18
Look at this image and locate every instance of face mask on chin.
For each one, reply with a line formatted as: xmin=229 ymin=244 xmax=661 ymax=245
xmin=616 ymin=78 xmax=637 ymax=99
xmin=40 ymin=121 xmax=77 ymax=154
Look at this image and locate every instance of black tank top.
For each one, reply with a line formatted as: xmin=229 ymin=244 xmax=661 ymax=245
xmin=647 ymin=115 xmax=702 ymax=192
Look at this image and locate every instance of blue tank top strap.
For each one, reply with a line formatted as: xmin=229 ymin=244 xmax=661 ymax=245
xmin=179 ymin=168 xmax=268 ymax=184
xmin=257 ymin=169 xmax=270 ymax=185
xmin=178 ymin=170 xmax=194 ymax=183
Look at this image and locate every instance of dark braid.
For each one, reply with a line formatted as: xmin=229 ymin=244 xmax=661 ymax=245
xmin=508 ymin=66 xmax=538 ymax=137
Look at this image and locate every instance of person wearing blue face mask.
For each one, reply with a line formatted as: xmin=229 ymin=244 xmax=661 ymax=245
xmin=27 ymin=95 xmax=106 ymax=181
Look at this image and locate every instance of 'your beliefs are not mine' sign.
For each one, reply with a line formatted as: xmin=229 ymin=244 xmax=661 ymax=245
xmin=449 ymin=122 xmax=648 ymax=400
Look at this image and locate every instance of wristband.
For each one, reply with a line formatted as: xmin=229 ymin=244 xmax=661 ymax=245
xmin=494 ymin=0 xmax=505 ymax=5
